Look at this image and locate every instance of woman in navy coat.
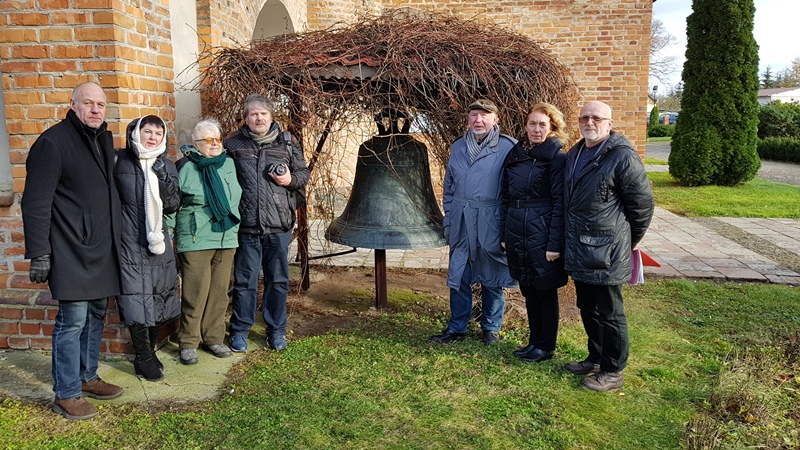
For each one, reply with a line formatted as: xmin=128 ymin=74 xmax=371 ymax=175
xmin=114 ymin=116 xmax=180 ymax=381
xmin=500 ymin=103 xmax=569 ymax=362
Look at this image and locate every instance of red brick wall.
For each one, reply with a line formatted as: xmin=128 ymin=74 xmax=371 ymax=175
xmin=0 ymin=0 xmax=176 ymax=355
xmin=0 ymin=292 xmax=177 ymax=357
xmin=0 ymin=295 xmax=127 ymax=356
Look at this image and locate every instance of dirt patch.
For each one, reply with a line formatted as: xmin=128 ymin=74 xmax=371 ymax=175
xmin=282 ymin=266 xmax=580 ymax=339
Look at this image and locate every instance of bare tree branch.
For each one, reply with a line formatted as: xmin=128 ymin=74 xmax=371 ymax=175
xmin=650 ymin=19 xmax=679 ymax=84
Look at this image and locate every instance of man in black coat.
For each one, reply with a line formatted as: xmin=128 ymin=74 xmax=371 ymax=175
xmin=225 ymin=94 xmax=310 ymax=352
xmin=22 ymin=81 xmax=124 ymax=420
xmin=562 ymin=101 xmax=654 ymax=392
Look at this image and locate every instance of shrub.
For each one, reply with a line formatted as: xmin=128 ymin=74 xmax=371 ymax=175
xmin=649 ymin=105 xmax=660 ymax=129
xmin=757 ymin=102 xmax=800 ymax=139
xmin=757 ymin=137 xmax=800 ymax=163
xmin=648 ymin=124 xmax=675 ymax=138
xmin=671 ymin=0 xmax=760 ymax=186
xmin=669 ymin=127 xmax=722 ymax=186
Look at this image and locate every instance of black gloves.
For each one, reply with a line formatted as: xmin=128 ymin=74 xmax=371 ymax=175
xmin=151 ymin=158 xmax=168 ymax=181
xmin=29 ymin=255 xmax=51 ymax=283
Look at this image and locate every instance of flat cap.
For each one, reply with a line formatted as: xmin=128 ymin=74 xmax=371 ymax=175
xmin=467 ymin=99 xmax=498 ymax=114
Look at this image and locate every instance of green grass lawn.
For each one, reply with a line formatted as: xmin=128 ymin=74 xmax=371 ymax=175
xmin=3 ymin=159 xmax=800 ymax=449
xmin=649 ymin=172 xmax=800 ymax=218
xmin=2 ymin=280 xmax=799 ymax=449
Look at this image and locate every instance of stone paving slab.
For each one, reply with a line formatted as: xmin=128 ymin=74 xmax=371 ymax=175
xmin=294 ymin=207 xmax=800 ymax=284
xmin=636 ymin=208 xmax=800 ymax=284
xmin=714 ymin=217 xmax=800 ymax=258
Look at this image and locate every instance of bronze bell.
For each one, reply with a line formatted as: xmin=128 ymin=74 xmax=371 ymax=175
xmin=325 ymin=111 xmax=445 ymax=250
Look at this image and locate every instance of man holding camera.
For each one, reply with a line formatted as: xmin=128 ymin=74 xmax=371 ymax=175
xmin=225 ymin=94 xmax=309 ymax=352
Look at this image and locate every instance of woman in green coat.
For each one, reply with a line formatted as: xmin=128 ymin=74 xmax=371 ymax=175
xmin=174 ymin=118 xmax=242 ymax=365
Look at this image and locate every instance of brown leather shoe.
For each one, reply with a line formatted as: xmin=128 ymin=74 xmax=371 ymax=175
xmin=53 ymin=397 xmax=98 ymax=420
xmin=580 ymin=371 xmax=625 ymax=392
xmin=564 ymin=360 xmax=601 ymax=375
xmin=81 ymin=378 xmax=123 ymax=400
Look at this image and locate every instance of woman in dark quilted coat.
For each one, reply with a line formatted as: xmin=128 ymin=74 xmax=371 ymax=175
xmin=500 ymin=103 xmax=569 ymax=362
xmin=114 ymin=115 xmax=181 ymax=381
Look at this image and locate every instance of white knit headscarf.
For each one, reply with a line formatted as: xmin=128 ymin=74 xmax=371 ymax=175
xmin=130 ymin=117 xmax=167 ymax=255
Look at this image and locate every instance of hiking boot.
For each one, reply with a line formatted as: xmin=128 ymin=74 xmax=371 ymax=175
xmin=580 ymin=371 xmax=625 ymax=392
xmin=81 ymin=378 xmax=123 ymax=400
xmin=230 ymin=335 xmax=248 ymax=353
xmin=53 ymin=397 xmax=98 ymax=420
xmin=482 ymin=331 xmax=500 ymax=345
xmin=180 ymin=348 xmax=199 ymax=365
xmin=429 ymin=329 xmax=466 ymax=344
xmin=268 ymin=335 xmax=287 ymax=351
xmin=207 ymin=344 xmax=232 ymax=358
xmin=564 ymin=360 xmax=601 ymax=375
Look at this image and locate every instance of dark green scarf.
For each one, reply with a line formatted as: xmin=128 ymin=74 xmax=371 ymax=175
xmin=184 ymin=148 xmax=239 ymax=232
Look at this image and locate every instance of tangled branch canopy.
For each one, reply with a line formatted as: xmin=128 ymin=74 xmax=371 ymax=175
xmin=200 ymin=9 xmax=579 ymax=167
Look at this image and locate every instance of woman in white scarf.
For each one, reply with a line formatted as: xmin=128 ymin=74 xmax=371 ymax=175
xmin=130 ymin=117 xmax=170 ymax=254
xmin=113 ymin=116 xmax=181 ymax=382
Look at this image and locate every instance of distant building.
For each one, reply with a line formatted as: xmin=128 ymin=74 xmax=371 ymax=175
xmin=758 ymin=87 xmax=800 ymax=105
xmin=647 ymin=92 xmax=657 ymax=115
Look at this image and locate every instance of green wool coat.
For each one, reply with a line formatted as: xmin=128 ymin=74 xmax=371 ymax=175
xmin=174 ymin=148 xmax=242 ymax=253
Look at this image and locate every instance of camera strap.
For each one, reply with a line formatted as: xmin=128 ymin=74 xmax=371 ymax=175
xmin=282 ymin=131 xmax=295 ymax=166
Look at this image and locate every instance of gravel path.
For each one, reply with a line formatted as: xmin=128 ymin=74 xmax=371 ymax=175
xmin=690 ymin=217 xmax=800 ymax=275
xmin=645 ymin=141 xmax=800 ymax=273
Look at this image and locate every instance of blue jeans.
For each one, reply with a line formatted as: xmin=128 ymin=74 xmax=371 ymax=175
xmin=229 ymin=231 xmax=292 ymax=339
xmin=447 ymin=262 xmax=505 ymax=333
xmin=52 ymin=298 xmax=108 ymax=399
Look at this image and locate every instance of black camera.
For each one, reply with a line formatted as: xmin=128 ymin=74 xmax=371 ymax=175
xmin=266 ymin=163 xmax=287 ymax=176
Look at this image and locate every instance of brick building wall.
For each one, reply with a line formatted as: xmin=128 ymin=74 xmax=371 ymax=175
xmin=0 ymin=0 xmax=177 ymax=356
xmin=0 ymin=0 xmax=653 ymax=355
xmin=312 ymin=0 xmax=653 ymax=151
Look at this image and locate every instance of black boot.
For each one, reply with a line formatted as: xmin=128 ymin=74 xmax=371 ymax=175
xmin=130 ymin=325 xmax=163 ymax=381
xmin=148 ymin=324 xmax=164 ymax=372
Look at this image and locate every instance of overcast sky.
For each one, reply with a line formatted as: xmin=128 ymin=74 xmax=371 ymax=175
xmin=652 ymin=0 xmax=800 ymax=89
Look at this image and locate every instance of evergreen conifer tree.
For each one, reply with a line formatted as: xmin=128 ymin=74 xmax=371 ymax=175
xmin=669 ymin=0 xmax=760 ymax=186
xmin=649 ymin=104 xmax=660 ymax=129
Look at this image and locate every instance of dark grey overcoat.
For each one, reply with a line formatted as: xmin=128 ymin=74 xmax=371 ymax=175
xmin=22 ymin=109 xmax=122 ymax=300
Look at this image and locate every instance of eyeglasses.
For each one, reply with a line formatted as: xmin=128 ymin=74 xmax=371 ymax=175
xmin=578 ymin=116 xmax=612 ymax=124
xmin=193 ymin=137 xmax=222 ymax=145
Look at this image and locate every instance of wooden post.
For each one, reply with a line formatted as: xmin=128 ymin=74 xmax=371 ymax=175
xmin=374 ymin=249 xmax=387 ymax=309
xmin=288 ymin=96 xmax=311 ymax=292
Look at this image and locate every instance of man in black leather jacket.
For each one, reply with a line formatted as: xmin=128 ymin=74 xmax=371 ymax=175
xmin=225 ymin=94 xmax=309 ymax=352
xmin=562 ymin=101 xmax=654 ymax=392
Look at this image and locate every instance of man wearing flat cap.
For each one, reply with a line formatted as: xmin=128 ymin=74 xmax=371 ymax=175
xmin=431 ymin=99 xmax=517 ymax=345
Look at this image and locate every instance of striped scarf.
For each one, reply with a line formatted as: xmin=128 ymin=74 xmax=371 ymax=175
xmin=465 ymin=125 xmax=500 ymax=163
